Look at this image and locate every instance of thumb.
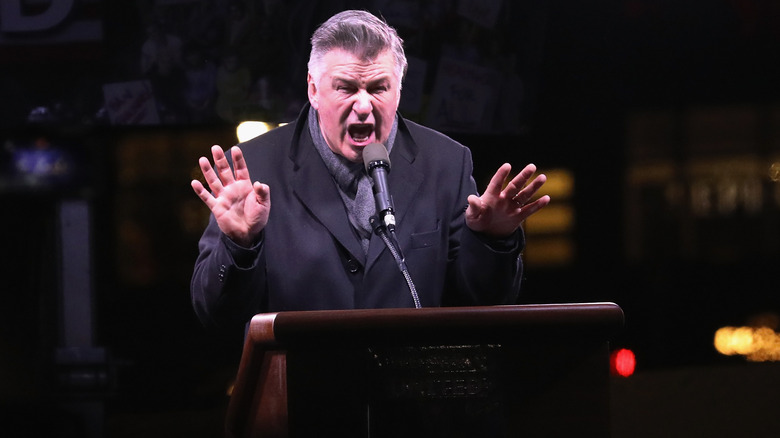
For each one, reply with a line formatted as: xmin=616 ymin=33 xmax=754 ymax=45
xmin=465 ymin=194 xmax=483 ymax=221
xmin=254 ymin=182 xmax=271 ymax=205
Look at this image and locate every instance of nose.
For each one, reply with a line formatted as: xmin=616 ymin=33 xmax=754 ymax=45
xmin=353 ymin=90 xmax=372 ymax=119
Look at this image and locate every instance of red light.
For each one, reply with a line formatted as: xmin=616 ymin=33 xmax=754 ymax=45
xmin=610 ymin=348 xmax=636 ymax=377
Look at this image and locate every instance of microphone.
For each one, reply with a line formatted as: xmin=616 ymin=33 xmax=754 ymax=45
xmin=362 ymin=142 xmax=396 ymax=230
xmin=363 ymin=143 xmax=420 ymax=308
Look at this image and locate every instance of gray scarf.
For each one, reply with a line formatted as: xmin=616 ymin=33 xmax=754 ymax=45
xmin=308 ymin=106 xmax=397 ymax=254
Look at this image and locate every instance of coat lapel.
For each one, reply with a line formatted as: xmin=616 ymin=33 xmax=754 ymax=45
xmin=365 ymin=124 xmax=424 ymax=269
xmin=291 ymin=125 xmax=365 ymax=264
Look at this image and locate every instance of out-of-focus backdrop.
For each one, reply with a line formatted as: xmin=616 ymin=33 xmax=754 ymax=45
xmin=2 ymin=1 xmax=779 ymax=437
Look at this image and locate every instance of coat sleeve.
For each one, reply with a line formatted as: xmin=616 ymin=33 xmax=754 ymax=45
xmin=190 ymin=214 xmax=268 ymax=329
xmin=443 ymin=146 xmax=525 ymax=306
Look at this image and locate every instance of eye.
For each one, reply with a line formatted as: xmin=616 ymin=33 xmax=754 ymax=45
xmin=336 ymin=84 xmax=356 ymax=93
xmin=370 ymin=85 xmax=389 ymax=94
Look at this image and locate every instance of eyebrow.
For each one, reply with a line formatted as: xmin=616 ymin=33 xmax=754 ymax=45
xmin=331 ymin=74 xmax=392 ymax=88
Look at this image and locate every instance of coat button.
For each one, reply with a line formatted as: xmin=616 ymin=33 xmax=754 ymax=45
xmin=346 ymin=259 xmax=360 ymax=274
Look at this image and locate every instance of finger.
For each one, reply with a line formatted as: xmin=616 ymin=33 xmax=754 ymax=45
xmin=232 ymin=146 xmax=251 ymax=181
xmin=513 ymin=173 xmax=547 ymax=205
xmin=199 ymin=156 xmax=224 ymax=194
xmin=212 ymin=145 xmax=235 ymax=185
xmin=191 ymin=179 xmax=217 ymax=210
xmin=517 ymin=173 xmax=547 ymax=202
xmin=517 ymin=195 xmax=551 ymax=220
xmin=505 ymin=163 xmax=537 ymax=198
xmin=484 ymin=163 xmax=512 ymax=197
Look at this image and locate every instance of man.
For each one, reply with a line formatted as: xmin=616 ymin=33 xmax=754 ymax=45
xmin=190 ymin=10 xmax=550 ymax=329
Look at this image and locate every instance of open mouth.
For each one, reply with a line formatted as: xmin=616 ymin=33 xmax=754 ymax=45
xmin=348 ymin=124 xmax=374 ymax=144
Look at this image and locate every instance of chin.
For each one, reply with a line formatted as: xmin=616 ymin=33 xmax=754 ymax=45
xmin=345 ymin=142 xmax=370 ymax=161
xmin=347 ymin=151 xmax=364 ymax=163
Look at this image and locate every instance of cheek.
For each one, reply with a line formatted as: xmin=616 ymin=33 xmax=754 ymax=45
xmin=321 ymin=108 xmax=348 ymax=133
xmin=377 ymin=99 xmax=398 ymax=119
xmin=378 ymin=92 xmax=400 ymax=110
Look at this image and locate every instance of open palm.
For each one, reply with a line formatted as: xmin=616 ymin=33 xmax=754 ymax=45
xmin=191 ymin=145 xmax=270 ymax=247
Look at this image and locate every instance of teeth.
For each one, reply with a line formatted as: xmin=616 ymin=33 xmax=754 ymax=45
xmin=349 ymin=125 xmax=373 ymax=143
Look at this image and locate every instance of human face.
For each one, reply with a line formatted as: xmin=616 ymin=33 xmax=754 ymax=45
xmin=308 ymin=49 xmax=401 ymax=163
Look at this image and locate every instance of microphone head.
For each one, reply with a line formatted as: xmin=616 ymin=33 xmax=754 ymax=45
xmin=362 ymin=142 xmax=391 ymax=172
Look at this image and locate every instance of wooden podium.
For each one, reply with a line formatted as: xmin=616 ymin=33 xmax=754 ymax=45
xmin=225 ymin=303 xmax=624 ymax=438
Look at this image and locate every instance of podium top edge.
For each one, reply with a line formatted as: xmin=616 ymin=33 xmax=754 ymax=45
xmin=249 ymin=303 xmax=624 ymax=345
xmin=271 ymin=302 xmax=623 ymax=321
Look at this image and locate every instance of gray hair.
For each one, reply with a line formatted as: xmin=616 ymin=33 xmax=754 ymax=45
xmin=308 ymin=10 xmax=407 ymax=87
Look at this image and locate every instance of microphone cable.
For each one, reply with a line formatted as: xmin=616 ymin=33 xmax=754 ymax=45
xmin=371 ymin=215 xmax=421 ymax=309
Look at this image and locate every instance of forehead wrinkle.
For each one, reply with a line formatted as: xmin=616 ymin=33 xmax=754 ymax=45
xmin=329 ymin=55 xmax=394 ymax=82
xmin=322 ymin=49 xmax=397 ymax=80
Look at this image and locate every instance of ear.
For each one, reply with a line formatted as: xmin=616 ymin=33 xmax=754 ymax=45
xmin=307 ymin=73 xmax=319 ymax=110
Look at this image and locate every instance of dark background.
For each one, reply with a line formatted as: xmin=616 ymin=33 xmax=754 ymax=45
xmin=2 ymin=1 xmax=780 ymax=437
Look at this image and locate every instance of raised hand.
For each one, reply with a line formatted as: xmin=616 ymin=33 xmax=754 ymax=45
xmin=465 ymin=163 xmax=550 ymax=238
xmin=191 ymin=145 xmax=271 ymax=247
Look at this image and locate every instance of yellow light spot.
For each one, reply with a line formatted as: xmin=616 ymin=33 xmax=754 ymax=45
xmin=237 ymin=121 xmax=273 ymax=143
xmin=714 ymin=325 xmax=780 ymax=361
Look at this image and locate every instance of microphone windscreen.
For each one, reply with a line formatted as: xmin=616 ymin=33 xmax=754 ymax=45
xmin=362 ymin=142 xmax=391 ymax=172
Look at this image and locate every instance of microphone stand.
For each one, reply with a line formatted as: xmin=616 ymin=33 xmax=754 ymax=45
xmin=370 ymin=215 xmax=421 ymax=309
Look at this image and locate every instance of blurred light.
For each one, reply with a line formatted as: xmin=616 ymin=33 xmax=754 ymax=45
xmin=610 ymin=348 xmax=636 ymax=377
xmin=524 ymin=204 xmax=574 ymax=233
xmin=770 ymin=162 xmax=780 ymax=182
xmin=236 ymin=121 xmax=273 ymax=143
xmin=521 ymin=167 xmax=575 ymax=267
xmin=714 ymin=326 xmax=780 ymax=362
xmin=539 ymin=168 xmax=574 ymax=200
xmin=522 ymin=236 xmax=574 ymax=266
